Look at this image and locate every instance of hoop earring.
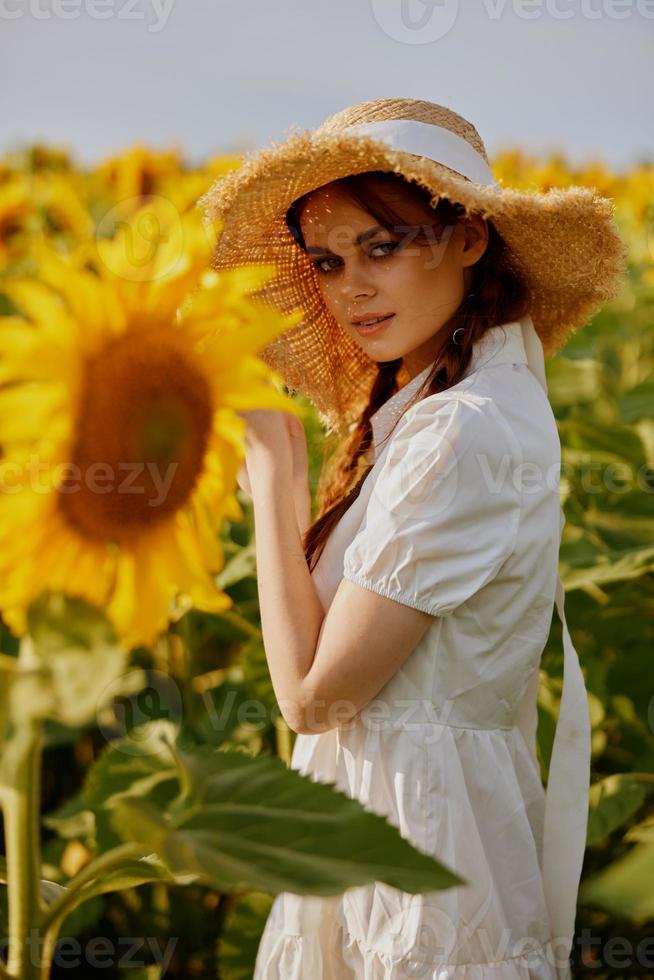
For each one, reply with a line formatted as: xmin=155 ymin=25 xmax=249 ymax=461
xmin=452 ymin=327 xmax=465 ymax=345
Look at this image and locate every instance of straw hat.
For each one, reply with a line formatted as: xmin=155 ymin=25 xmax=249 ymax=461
xmin=198 ymin=97 xmax=628 ymax=436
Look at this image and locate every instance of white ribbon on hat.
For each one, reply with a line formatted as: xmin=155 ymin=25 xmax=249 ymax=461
xmin=518 ymin=314 xmax=591 ymax=979
xmin=342 ymin=115 xmax=590 ymax=975
xmin=341 ymin=118 xmax=501 ymax=187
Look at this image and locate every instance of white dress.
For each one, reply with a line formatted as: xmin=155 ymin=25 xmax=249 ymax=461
xmin=253 ymin=316 xmax=591 ymax=980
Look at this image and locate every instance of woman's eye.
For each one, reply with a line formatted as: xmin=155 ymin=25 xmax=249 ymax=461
xmin=312 ymin=256 xmax=341 ymax=273
xmin=369 ymin=241 xmax=398 ymax=257
xmin=311 ymin=241 xmax=398 ymax=274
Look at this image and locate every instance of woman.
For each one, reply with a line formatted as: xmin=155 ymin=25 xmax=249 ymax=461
xmin=199 ymin=98 xmax=627 ymax=978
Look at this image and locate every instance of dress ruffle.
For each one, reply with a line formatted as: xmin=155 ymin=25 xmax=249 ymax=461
xmin=255 ymin=922 xmax=565 ymax=979
xmin=253 ymin=716 xmax=570 ymax=979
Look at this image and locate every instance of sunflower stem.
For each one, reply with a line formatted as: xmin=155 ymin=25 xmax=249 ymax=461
xmin=2 ymin=636 xmax=45 ymax=980
xmin=38 ymin=842 xmax=148 ymax=937
xmin=219 ymin=609 xmax=261 ymax=640
xmin=274 ymin=715 xmax=293 ymax=767
xmin=153 ymin=633 xmax=171 ymax=674
xmin=172 ymin=619 xmax=194 ymax=726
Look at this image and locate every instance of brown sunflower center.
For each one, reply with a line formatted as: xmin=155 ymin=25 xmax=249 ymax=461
xmin=59 ymin=329 xmax=214 ymax=544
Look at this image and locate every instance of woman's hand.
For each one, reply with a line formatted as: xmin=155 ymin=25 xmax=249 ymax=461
xmin=237 ymin=408 xmax=295 ymax=486
xmin=236 ymin=410 xmax=312 ymax=534
xmin=236 ymin=458 xmax=253 ymax=496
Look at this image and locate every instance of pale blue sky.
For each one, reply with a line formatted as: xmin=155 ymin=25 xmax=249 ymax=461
xmin=2 ymin=0 xmax=651 ymax=170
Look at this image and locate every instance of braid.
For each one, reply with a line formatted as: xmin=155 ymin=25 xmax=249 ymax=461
xmin=303 ymin=359 xmax=401 ymax=571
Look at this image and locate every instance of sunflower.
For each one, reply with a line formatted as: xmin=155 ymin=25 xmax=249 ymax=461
xmin=91 ymin=145 xmax=246 ymax=219
xmin=0 ymin=171 xmax=96 ymax=269
xmin=33 ymin=171 xmax=95 ymax=244
xmin=0 ymin=175 xmax=33 ymax=267
xmin=0 ymin=199 xmax=305 ymax=649
xmin=93 ymin=145 xmax=185 ymax=205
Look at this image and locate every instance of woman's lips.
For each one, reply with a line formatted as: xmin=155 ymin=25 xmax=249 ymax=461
xmin=352 ymin=314 xmax=395 ymax=336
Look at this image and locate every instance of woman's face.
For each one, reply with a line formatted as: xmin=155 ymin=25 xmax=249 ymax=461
xmin=298 ymin=180 xmax=489 ymax=379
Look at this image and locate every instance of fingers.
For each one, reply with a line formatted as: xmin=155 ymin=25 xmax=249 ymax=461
xmin=236 ymin=460 xmax=252 ymax=496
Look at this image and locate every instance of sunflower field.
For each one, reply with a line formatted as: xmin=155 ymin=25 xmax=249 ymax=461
xmin=0 ymin=142 xmax=652 ymax=979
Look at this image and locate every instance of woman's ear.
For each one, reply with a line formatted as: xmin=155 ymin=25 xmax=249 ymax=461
xmin=461 ymin=214 xmax=489 ymax=267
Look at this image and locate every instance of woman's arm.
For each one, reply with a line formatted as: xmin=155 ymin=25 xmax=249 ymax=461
xmin=244 ymin=396 xmax=524 ymax=737
xmin=244 ymin=408 xmax=435 ymax=736
xmin=249 ymin=445 xmax=434 ymax=736
xmin=238 ymin=455 xmax=311 ymax=536
xmin=247 ymin=442 xmax=325 ymax=733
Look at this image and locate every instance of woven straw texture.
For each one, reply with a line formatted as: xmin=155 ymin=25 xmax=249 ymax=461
xmin=198 ymin=97 xmax=628 ymax=436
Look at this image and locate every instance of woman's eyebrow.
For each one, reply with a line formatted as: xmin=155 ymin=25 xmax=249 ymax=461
xmin=306 ymin=225 xmax=386 ymax=255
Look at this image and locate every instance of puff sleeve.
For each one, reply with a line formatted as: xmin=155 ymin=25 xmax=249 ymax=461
xmin=341 ymin=396 xmax=523 ymax=617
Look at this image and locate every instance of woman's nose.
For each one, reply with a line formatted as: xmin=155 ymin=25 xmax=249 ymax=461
xmin=340 ymin=262 xmax=376 ymax=301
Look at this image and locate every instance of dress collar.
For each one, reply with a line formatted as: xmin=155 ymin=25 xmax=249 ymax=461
xmin=368 ymin=319 xmax=529 ymax=462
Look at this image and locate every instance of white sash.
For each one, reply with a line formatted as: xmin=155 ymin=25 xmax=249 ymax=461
xmin=520 ymin=313 xmax=591 ymax=978
xmin=340 ymin=118 xmax=500 ymax=188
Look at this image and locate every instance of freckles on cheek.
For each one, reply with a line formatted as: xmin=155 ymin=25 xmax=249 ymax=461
xmin=318 ymin=282 xmax=343 ymax=320
xmin=392 ymin=266 xmax=408 ymax=297
xmin=313 ymin=276 xmax=330 ymax=302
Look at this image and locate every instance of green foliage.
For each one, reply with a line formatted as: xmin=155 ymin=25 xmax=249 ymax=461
xmin=1 ymin=587 xmax=466 ymax=979
xmin=535 ymin=261 xmax=654 ymax=959
xmin=87 ymin=719 xmax=465 ymax=897
xmin=1 ymin=147 xmax=653 ymax=979
xmin=216 ymin=891 xmax=274 ymax=980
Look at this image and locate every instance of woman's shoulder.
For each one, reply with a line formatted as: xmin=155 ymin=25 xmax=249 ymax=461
xmin=390 ymin=385 xmax=517 ymax=460
xmin=345 ymin=380 xmax=526 ymax=619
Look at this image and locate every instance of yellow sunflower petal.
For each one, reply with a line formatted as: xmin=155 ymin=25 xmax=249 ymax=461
xmin=2 ymin=280 xmax=75 ymax=339
xmin=0 ymin=324 xmax=77 ymax=386
xmin=0 ymin=482 xmax=53 ymax=547
xmin=1 ymin=606 xmax=27 ymax=639
xmin=47 ymin=532 xmax=115 ymax=609
xmin=0 ymin=383 xmax=67 ymax=442
xmin=163 ymin=516 xmax=233 ymax=615
xmin=188 ymin=490 xmax=224 ymax=570
xmin=108 ymin=532 xmax=177 ymax=649
xmin=34 ymin=243 xmax=125 ymax=344
xmin=178 ymin=264 xmax=278 ymax=326
xmin=211 ymin=407 xmax=248 ymax=455
xmin=220 ymin=378 xmax=308 ymax=420
xmin=202 ymin=307 xmax=303 ymax=365
xmin=106 ymin=550 xmax=139 ymax=644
